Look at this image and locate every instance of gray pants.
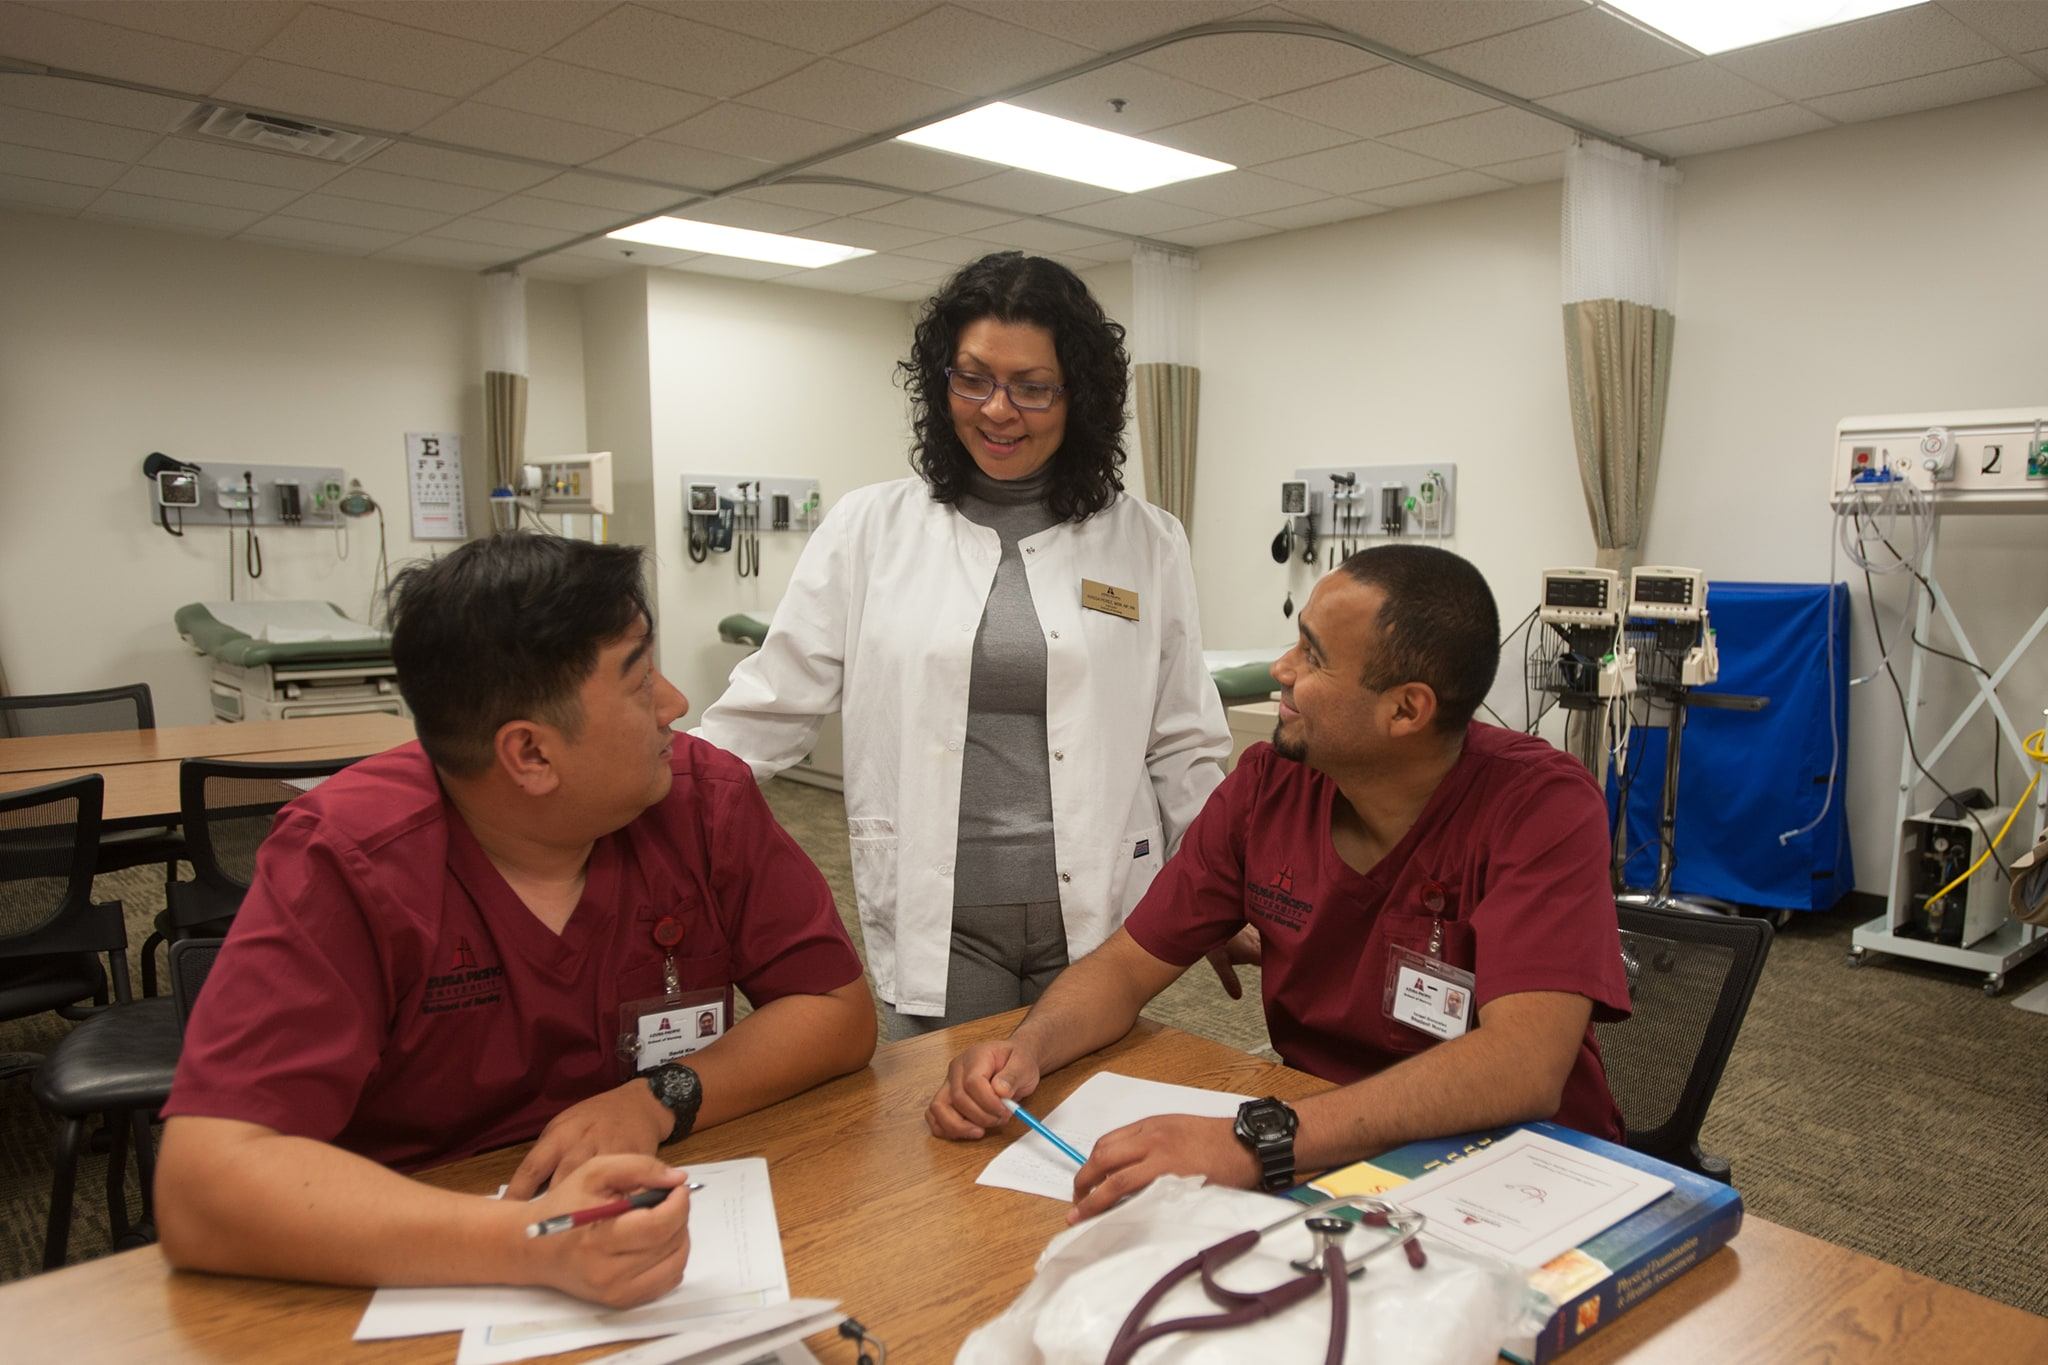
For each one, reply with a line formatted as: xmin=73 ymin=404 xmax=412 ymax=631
xmin=887 ymin=900 xmax=1069 ymax=1040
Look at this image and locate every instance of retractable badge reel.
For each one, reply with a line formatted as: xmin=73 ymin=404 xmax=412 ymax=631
xmin=618 ymin=914 xmax=728 ymax=1078
xmin=1381 ymin=880 xmax=1475 ymax=1041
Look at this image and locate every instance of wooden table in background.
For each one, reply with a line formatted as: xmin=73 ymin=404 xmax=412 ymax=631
xmin=6 ymin=1014 xmax=2046 ymax=1363
xmin=0 ymin=714 xmax=414 ymax=824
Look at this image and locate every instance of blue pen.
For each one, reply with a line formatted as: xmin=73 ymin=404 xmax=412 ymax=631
xmin=1004 ymin=1098 xmax=1088 ymax=1167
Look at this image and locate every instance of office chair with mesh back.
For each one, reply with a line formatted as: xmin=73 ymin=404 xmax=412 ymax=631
xmin=140 ymin=753 xmax=369 ymax=996
xmin=1593 ymin=902 xmax=1773 ymax=1183
xmin=168 ymin=936 xmax=224 ymax=1030
xmin=0 ymin=685 xmax=185 ymax=884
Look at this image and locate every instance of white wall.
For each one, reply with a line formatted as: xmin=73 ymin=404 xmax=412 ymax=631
xmin=638 ymin=270 xmax=913 ymax=722
xmin=0 ymin=209 xmax=586 ymax=723
xmin=1183 ymin=85 xmax=2048 ymax=893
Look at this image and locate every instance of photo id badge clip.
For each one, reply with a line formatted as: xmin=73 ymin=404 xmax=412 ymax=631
xmin=1382 ymin=944 xmax=1475 ymax=1041
xmin=619 ymin=930 xmax=727 ymax=1076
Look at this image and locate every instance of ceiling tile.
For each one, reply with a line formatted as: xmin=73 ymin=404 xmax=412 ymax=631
xmin=1067 ymin=236 xmax=1136 ymax=262
xmin=1715 ymin=5 xmax=2002 ymax=100
xmin=470 ymin=58 xmax=713 ymax=136
xmin=258 ymin=5 xmax=527 ymax=98
xmin=0 ymin=1 xmax=244 ymax=91
xmin=0 ymin=170 xmax=95 ymax=210
xmin=276 ymin=191 xmax=451 ymax=232
xmin=740 ymin=59 xmax=961 ymax=132
xmin=1941 ymin=0 xmax=2048 ymax=53
xmin=1280 ymin=0 xmax=1584 ymax=55
xmin=676 ymin=195 xmax=832 ymax=232
xmin=2025 ymin=47 xmax=2048 ymax=80
xmin=1380 ymin=106 xmax=1575 ymax=167
xmin=650 ymin=1 xmax=937 ymax=56
xmin=526 ymin=170 xmax=684 ymax=213
xmin=1149 ymin=102 xmax=1353 ymax=167
xmin=671 ymin=254 xmax=799 ymax=280
xmin=375 ymin=235 xmax=520 ymax=267
xmin=973 ymin=214 xmax=1116 ymax=252
xmin=323 ymin=165 xmax=516 ymax=213
xmin=359 ymin=141 xmax=555 ymax=190
xmin=1636 ymin=103 xmax=1834 ymax=158
xmin=1541 ymin=60 xmax=1784 ymax=136
xmin=109 ymin=164 xmax=300 ymax=211
xmin=805 ymin=139 xmax=1006 ymax=192
xmin=1008 ymin=60 xmax=1239 ymax=133
xmin=331 ymin=1 xmax=612 ymax=55
xmin=959 ymin=1 xmax=1249 ymax=53
xmin=213 ymin=58 xmax=456 ymax=133
xmin=476 ymin=195 xmax=625 ymax=233
xmin=894 ymin=234 xmax=1009 ymax=264
xmin=0 ymin=72 xmax=196 ymax=131
xmin=776 ymin=255 xmax=932 ymax=291
xmin=1143 ymin=168 xmax=1325 ymax=216
xmin=0 ymin=104 xmax=158 ymax=161
xmin=413 ymin=103 xmax=633 ymax=164
xmin=862 ymin=279 xmax=936 ymax=301
xmin=85 ymin=190 xmax=263 ymax=233
xmin=652 ymin=102 xmax=853 ymax=162
xmin=548 ymin=6 xmax=812 ymax=99
xmin=1258 ymin=138 xmax=1455 ymax=193
xmin=141 ymin=137 xmax=346 ymax=190
xmin=241 ymin=214 xmax=407 ymax=251
xmin=857 ymin=196 xmax=1017 ymax=234
xmin=1362 ymin=169 xmax=1513 ymax=209
xmin=1429 ymin=7 xmax=1690 ymax=100
xmin=1266 ymin=62 xmax=1499 ymax=137
xmin=561 ymin=235 xmax=693 ymax=265
xmin=31 ymin=1 xmax=303 ymax=53
xmin=582 ymin=138 xmax=776 ymax=190
xmin=1480 ymin=151 xmax=1565 ymax=185
xmin=943 ymin=169 xmax=1118 ymax=215
xmin=427 ymin=216 xmax=582 ymax=250
xmin=836 ymin=7 xmax=1094 ymax=97
xmin=1059 ymin=195 xmax=1217 ymax=235
xmin=1134 ymin=25 xmax=1385 ymax=101
xmin=1246 ymin=195 xmax=1384 ymax=230
xmin=0 ymin=141 xmax=126 ymax=186
xmin=796 ymin=214 xmax=938 ymax=250
xmin=1805 ymin=56 xmax=2041 ymax=123
xmin=522 ymin=253 xmax=627 ymax=281
xmin=746 ymin=180 xmax=910 ymax=215
xmin=1151 ymin=217 xmax=1281 ymax=247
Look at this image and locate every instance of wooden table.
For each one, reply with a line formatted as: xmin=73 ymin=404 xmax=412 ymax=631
xmin=8 ymin=1013 xmax=2045 ymax=1363
xmin=0 ymin=714 xmax=414 ymax=824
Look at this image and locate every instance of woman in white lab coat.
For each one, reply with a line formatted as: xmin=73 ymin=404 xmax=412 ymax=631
xmin=697 ymin=252 xmax=1230 ymax=1037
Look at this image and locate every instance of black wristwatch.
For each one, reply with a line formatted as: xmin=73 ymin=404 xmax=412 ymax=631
xmin=1233 ymin=1096 xmax=1298 ymax=1192
xmin=644 ymin=1062 xmax=703 ymax=1145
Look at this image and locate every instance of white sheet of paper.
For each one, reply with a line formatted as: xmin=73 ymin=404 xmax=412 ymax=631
xmin=1386 ymin=1130 xmax=1672 ymax=1268
xmin=589 ymin=1302 xmax=838 ymax=1365
xmin=975 ymin=1072 xmax=1250 ymax=1200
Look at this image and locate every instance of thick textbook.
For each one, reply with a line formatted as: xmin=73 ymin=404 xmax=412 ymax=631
xmin=1289 ymin=1121 xmax=1743 ymax=1362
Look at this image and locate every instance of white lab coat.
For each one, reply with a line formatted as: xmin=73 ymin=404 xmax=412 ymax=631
xmin=694 ymin=477 xmax=1230 ymax=1015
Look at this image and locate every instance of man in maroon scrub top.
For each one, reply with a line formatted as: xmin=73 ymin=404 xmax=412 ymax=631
xmin=158 ymin=535 xmax=874 ymax=1306
xmin=928 ymin=545 xmax=1629 ymax=1222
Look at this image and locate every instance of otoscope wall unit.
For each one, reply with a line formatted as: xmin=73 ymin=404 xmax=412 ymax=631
xmin=1289 ymin=462 xmax=1456 ymax=557
xmin=144 ymin=462 xmax=349 ymax=529
xmin=681 ymin=476 xmax=822 ymax=530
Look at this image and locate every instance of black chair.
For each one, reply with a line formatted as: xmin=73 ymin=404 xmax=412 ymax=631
xmin=1594 ymin=902 xmax=1773 ymax=1182
xmin=141 ymin=753 xmax=367 ymax=996
xmin=167 ymin=935 xmax=224 ymax=1030
xmin=0 ymin=685 xmax=185 ymax=884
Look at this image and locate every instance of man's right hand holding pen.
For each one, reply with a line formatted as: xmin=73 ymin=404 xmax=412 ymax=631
xmin=516 ymin=1155 xmax=693 ymax=1308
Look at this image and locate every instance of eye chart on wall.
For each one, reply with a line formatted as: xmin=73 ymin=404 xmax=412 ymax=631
xmin=406 ymin=431 xmax=467 ymax=540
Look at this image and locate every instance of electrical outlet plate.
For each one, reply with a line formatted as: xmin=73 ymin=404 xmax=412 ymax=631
xmin=145 ymin=462 xmax=349 ymax=528
xmin=1292 ymin=462 xmax=1457 ymax=540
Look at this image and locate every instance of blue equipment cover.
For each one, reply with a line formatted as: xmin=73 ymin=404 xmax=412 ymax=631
xmin=1611 ymin=582 xmax=1852 ymax=912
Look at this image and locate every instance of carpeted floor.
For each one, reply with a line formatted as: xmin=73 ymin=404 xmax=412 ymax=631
xmin=2 ymin=777 xmax=2043 ymax=1321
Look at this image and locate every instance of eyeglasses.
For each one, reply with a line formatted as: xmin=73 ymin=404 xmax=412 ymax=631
xmin=945 ymin=367 xmax=1067 ymax=411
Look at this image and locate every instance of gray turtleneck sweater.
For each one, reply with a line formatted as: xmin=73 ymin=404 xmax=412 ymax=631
xmin=952 ymin=464 xmax=1063 ymax=907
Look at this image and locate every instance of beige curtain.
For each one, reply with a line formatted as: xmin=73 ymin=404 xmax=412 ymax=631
xmin=484 ymin=369 xmax=527 ymax=497
xmin=1135 ymin=362 xmax=1200 ymax=531
xmin=1563 ymin=298 xmax=1675 ymax=575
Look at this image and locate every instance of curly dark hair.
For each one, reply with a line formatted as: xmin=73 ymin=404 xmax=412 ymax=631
xmin=898 ymin=251 xmax=1129 ymax=522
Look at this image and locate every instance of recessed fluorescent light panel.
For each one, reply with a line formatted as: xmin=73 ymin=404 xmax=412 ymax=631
xmin=898 ymin=102 xmax=1232 ymax=193
xmin=606 ymin=218 xmax=871 ymax=268
xmin=1604 ymin=0 xmax=1925 ymax=55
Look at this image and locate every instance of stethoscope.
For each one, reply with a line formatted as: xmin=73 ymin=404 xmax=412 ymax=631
xmin=1106 ymin=1195 xmax=1428 ymax=1365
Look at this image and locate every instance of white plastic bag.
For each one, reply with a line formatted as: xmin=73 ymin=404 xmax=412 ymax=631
xmin=958 ymin=1178 xmax=1522 ymax=1364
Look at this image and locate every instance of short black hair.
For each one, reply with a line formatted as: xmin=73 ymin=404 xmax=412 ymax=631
xmin=388 ymin=534 xmax=652 ymax=775
xmin=1339 ymin=544 xmax=1501 ymax=732
xmin=899 ymin=251 xmax=1129 ymax=522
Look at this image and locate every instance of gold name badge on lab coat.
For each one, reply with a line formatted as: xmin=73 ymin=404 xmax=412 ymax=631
xmin=1081 ymin=579 xmax=1140 ymax=621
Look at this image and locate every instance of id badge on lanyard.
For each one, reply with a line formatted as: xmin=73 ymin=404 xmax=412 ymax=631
xmin=617 ymin=914 xmax=727 ymax=1078
xmin=1381 ymin=880 xmax=1475 ymax=1041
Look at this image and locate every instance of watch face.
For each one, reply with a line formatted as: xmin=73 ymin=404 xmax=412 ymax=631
xmin=1246 ymin=1113 xmax=1287 ymax=1141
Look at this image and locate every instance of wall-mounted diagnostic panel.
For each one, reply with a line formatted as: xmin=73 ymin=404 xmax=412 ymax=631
xmin=1833 ymin=408 xmax=2048 ymax=509
xmin=143 ymin=462 xmax=349 ymax=529
xmin=1289 ymin=462 xmax=1457 ymax=544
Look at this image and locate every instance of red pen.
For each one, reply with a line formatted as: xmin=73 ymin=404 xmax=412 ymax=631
xmin=523 ymin=1181 xmax=704 ymax=1239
